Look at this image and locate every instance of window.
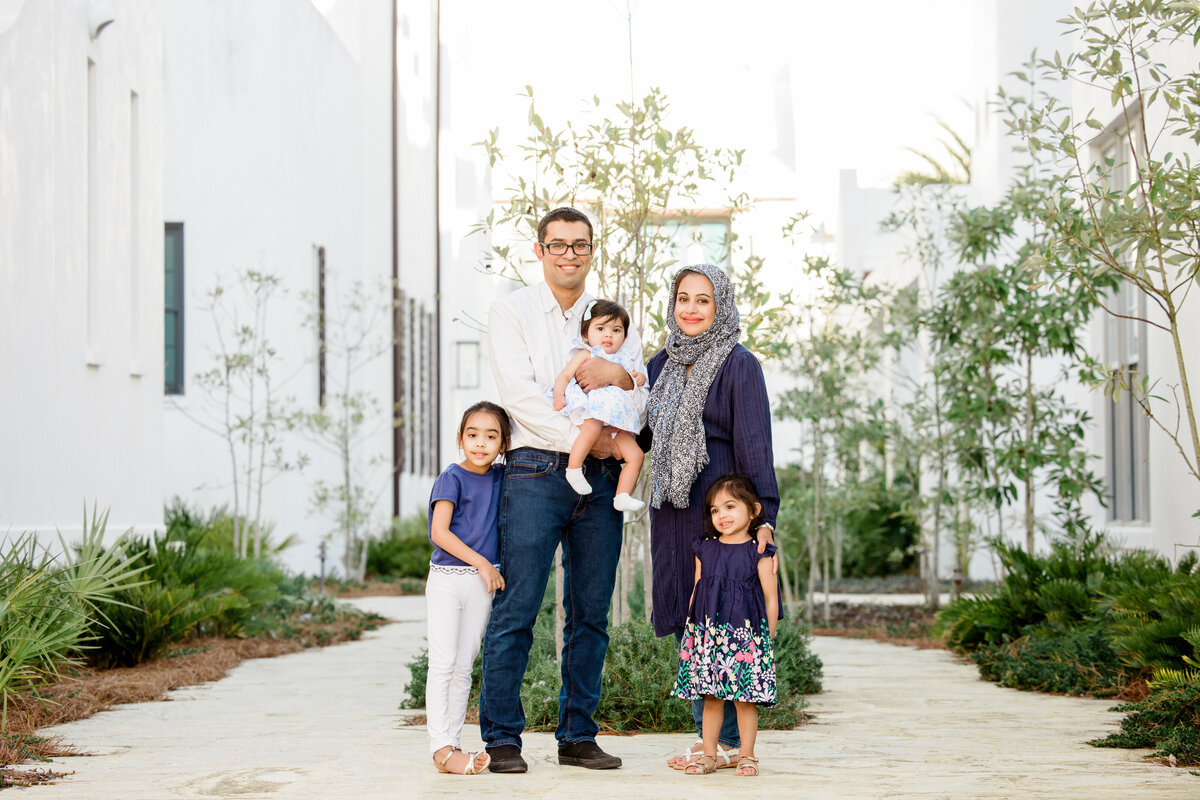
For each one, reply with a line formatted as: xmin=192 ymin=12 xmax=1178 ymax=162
xmin=86 ymin=58 xmax=101 ymax=363
xmin=164 ymin=223 xmax=184 ymax=395
xmin=455 ymin=341 xmax=480 ymax=389
xmin=1096 ymin=133 xmax=1150 ymax=522
xmin=316 ymin=245 xmax=326 ymax=407
xmin=129 ymin=90 xmax=142 ymax=371
xmin=659 ymin=216 xmax=733 ymax=267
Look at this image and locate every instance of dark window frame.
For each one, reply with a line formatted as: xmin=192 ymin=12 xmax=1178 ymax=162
xmin=164 ymin=222 xmax=185 ymax=395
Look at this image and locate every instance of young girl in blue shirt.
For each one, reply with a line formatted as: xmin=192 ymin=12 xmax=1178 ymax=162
xmin=425 ymin=401 xmax=510 ymax=775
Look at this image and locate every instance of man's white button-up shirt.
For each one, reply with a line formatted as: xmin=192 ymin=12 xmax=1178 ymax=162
xmin=487 ymin=281 xmax=646 ymax=454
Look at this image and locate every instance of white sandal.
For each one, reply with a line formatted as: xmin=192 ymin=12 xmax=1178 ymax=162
xmin=434 ymin=747 xmax=490 ymax=775
xmin=669 ymin=742 xmax=737 ymax=770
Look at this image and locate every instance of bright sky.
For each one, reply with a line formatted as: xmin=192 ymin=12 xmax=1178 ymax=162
xmin=443 ymin=0 xmax=978 ymax=228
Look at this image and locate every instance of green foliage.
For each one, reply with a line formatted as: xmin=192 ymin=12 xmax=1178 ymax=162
xmin=164 ymin=499 xmax=296 ymax=560
xmin=838 ymin=481 xmax=919 ymax=578
xmin=895 ymin=118 xmax=972 ymax=187
xmin=1091 ymin=685 xmax=1200 ymax=766
xmin=88 ymin=506 xmax=288 ymax=668
xmin=971 ymin=628 xmax=1129 ymax=697
xmin=935 ymin=533 xmax=1119 ymax=650
xmin=999 ymin=2 xmax=1200 ymax=506
xmin=473 ymin=87 xmax=791 ymax=361
xmin=401 ymin=580 xmax=823 ymax=732
xmin=1107 ymin=555 xmax=1200 ymax=675
xmin=243 ymin=576 xmax=380 ymax=646
xmin=366 ymin=514 xmax=432 ymax=580
xmin=0 ymin=507 xmax=146 ymax=728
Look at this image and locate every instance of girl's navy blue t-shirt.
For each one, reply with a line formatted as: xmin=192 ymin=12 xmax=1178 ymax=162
xmin=427 ymin=462 xmax=503 ymax=567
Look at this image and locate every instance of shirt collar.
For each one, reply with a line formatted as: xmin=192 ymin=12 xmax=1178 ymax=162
xmin=538 ymin=281 xmax=593 ymax=320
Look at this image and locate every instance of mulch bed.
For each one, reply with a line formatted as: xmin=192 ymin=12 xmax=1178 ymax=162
xmin=809 ymin=602 xmax=945 ymax=649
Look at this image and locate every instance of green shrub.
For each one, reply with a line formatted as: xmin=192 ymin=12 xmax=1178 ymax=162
xmin=971 ymin=628 xmax=1130 ymax=697
xmin=244 ymin=576 xmax=381 ymax=645
xmin=1108 ymin=556 xmax=1200 ymax=675
xmin=367 ymin=514 xmax=433 ymax=580
xmin=88 ymin=508 xmax=288 ymax=667
xmin=839 ymin=482 xmax=918 ymax=578
xmin=0 ymin=507 xmax=145 ymax=727
xmin=164 ymin=498 xmax=296 ymax=559
xmin=401 ymin=589 xmax=824 ymax=733
xmin=934 ymin=532 xmax=1187 ymax=655
xmin=1091 ymin=684 xmax=1200 ymax=766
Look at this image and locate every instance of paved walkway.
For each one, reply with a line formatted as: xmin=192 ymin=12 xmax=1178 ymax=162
xmin=34 ymin=596 xmax=1197 ymax=799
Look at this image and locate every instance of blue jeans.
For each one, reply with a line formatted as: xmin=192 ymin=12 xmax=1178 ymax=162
xmin=674 ymin=629 xmax=740 ymax=749
xmin=479 ymin=447 xmax=623 ymax=749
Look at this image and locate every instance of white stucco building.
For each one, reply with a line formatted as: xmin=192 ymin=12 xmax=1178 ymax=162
xmin=1 ymin=0 xmax=166 ymax=541
xmin=2 ymin=0 xmax=477 ymax=577
xmin=838 ymin=0 xmax=1200 ymax=572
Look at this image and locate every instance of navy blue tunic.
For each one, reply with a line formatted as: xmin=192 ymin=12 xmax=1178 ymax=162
xmin=639 ymin=344 xmax=780 ymax=637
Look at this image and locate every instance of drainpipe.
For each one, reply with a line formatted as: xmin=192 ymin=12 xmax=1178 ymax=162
xmin=433 ymin=0 xmax=442 ymax=469
xmin=391 ymin=0 xmax=402 ymax=518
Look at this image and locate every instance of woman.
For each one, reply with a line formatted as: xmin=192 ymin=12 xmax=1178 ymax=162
xmin=640 ymin=263 xmax=780 ymax=771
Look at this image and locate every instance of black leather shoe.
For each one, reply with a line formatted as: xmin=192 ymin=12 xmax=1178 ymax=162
xmin=558 ymin=740 xmax=622 ymax=769
xmin=486 ymin=744 xmax=528 ymax=773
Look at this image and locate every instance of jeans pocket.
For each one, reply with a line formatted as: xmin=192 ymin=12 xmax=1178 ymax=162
xmin=506 ymin=457 xmax=552 ymax=479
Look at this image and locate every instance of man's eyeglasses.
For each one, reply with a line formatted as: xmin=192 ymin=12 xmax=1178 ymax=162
xmin=540 ymin=242 xmax=594 ymax=256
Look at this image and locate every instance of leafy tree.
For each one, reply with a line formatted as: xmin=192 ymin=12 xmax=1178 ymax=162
xmin=473 ymin=87 xmax=794 ymax=625
xmin=775 ymin=250 xmax=895 ymax=621
xmin=180 ymin=269 xmax=307 ymax=559
xmin=300 ymin=277 xmax=396 ymax=582
xmin=1001 ymin=1 xmax=1200 ymax=510
xmin=882 ymin=182 xmax=967 ymax=608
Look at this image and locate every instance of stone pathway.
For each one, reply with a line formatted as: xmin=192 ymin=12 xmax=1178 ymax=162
xmin=33 ymin=596 xmax=1198 ymax=799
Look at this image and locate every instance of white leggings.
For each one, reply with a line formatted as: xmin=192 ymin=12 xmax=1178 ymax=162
xmin=425 ymin=564 xmax=493 ymax=753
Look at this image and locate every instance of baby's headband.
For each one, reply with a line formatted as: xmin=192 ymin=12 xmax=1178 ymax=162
xmin=583 ymin=300 xmax=598 ymax=321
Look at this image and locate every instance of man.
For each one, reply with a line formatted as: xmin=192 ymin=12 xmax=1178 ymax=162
xmin=480 ymin=207 xmax=644 ymax=772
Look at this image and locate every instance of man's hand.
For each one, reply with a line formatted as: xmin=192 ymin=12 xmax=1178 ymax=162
xmin=575 ymin=358 xmax=634 ymax=393
xmin=588 ymin=428 xmax=620 ymax=459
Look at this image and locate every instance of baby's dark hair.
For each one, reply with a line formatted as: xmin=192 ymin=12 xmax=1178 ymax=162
xmin=580 ymin=299 xmax=631 ymax=340
xmin=457 ymin=401 xmax=511 ymax=452
xmin=703 ymin=473 xmax=763 ymax=538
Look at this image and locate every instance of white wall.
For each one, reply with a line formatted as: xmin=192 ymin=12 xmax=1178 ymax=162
xmin=0 ymin=0 xmax=165 ymax=541
xmin=161 ymin=0 xmax=390 ymax=576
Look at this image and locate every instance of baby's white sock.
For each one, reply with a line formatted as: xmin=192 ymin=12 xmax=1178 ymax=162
xmin=565 ymin=467 xmax=592 ymax=495
xmin=613 ymin=493 xmax=645 ymax=512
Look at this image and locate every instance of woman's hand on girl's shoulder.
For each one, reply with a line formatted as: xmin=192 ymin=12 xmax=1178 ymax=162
xmin=757 ymin=525 xmax=778 ymax=576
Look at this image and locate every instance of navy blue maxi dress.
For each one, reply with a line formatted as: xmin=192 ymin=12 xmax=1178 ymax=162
xmin=638 ymin=344 xmax=780 ymax=638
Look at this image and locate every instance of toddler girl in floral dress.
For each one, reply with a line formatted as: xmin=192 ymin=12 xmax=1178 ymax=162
xmin=673 ymin=473 xmax=779 ymax=776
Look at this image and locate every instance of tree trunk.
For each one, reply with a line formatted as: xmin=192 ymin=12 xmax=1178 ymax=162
xmin=806 ymin=438 xmax=822 ymax=624
xmin=1024 ymin=353 xmax=1035 ymax=554
xmin=821 ymin=533 xmax=831 ymax=626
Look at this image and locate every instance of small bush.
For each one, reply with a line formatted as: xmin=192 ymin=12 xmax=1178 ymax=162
xmin=367 ymin=514 xmax=433 ymax=580
xmin=245 ymin=576 xmax=381 ymax=646
xmin=838 ymin=482 xmax=919 ymax=578
xmin=401 ymin=598 xmax=824 ymax=733
xmin=89 ymin=509 xmax=289 ymax=667
xmin=971 ymin=628 xmax=1131 ymax=697
xmin=1091 ymin=684 xmax=1200 ymax=766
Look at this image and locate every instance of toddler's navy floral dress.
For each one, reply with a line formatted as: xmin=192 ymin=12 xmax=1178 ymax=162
xmin=673 ymin=538 xmax=777 ymax=706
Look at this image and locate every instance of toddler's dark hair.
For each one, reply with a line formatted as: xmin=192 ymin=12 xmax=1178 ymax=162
xmin=457 ymin=401 xmax=511 ymax=453
xmin=703 ymin=473 xmax=763 ymax=538
xmin=580 ymin=299 xmax=631 ymax=340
